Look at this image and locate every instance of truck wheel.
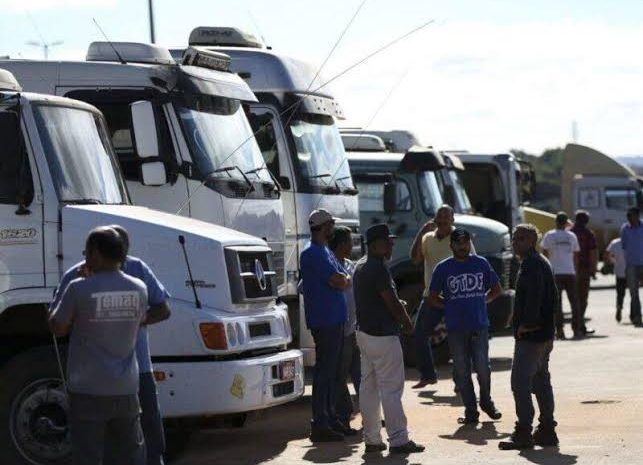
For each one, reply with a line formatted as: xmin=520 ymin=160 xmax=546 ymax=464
xmin=0 ymin=346 xmax=70 ymax=465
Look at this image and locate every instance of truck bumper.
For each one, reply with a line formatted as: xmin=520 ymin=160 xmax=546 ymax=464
xmin=488 ymin=290 xmax=514 ymax=332
xmin=154 ymin=349 xmax=304 ymax=418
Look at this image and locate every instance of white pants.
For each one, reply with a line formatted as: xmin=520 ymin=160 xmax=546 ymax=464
xmin=356 ymin=331 xmax=409 ymax=447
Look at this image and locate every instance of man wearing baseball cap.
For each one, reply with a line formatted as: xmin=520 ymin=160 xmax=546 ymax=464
xmin=429 ymin=228 xmax=503 ymax=425
xmin=300 ymin=209 xmax=354 ymax=442
xmin=353 ymin=224 xmax=425 ymax=454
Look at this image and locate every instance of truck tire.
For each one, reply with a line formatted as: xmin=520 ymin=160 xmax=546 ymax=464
xmin=0 ymin=346 xmax=70 ymax=465
xmin=398 ymin=282 xmax=450 ymax=367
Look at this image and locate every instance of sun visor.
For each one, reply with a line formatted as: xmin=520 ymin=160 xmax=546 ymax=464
xmin=400 ymin=146 xmax=445 ymax=172
xmin=289 ymin=93 xmax=345 ymax=120
xmin=442 ymin=152 xmax=465 ymax=171
xmin=179 ymin=65 xmax=257 ymax=102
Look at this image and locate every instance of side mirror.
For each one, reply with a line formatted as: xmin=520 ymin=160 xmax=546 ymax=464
xmin=141 ymin=161 xmax=167 ymax=186
xmin=130 ymin=100 xmax=159 ymax=158
xmin=278 ymin=176 xmax=291 ymax=190
xmin=383 ymin=182 xmax=398 ymax=215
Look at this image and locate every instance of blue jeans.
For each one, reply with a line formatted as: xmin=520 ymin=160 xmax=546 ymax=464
xmin=626 ymin=265 xmax=643 ymax=323
xmin=139 ymin=373 xmax=165 ymax=465
xmin=414 ymin=300 xmax=442 ymax=380
xmin=448 ymin=328 xmax=493 ymax=418
xmin=311 ymin=324 xmax=344 ymax=429
xmin=511 ymin=339 xmax=556 ymax=429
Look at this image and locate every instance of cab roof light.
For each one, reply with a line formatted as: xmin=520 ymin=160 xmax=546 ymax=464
xmin=0 ymin=69 xmax=22 ymax=92
xmin=86 ymin=41 xmax=176 ymax=65
xmin=188 ymin=27 xmax=263 ymax=49
xmin=400 ymin=145 xmax=446 ymax=172
xmin=182 ymin=47 xmax=231 ymax=72
xmin=341 ymin=134 xmax=386 ymax=152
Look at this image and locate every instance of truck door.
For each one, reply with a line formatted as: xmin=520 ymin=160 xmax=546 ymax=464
xmin=0 ymin=110 xmax=44 ymax=292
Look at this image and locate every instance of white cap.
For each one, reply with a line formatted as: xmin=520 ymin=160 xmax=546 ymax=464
xmin=308 ymin=208 xmax=339 ymax=228
xmin=0 ymin=69 xmax=21 ymax=92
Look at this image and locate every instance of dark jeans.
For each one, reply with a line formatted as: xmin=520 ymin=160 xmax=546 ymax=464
xmin=511 ymin=339 xmax=556 ymax=430
xmin=414 ymin=300 xmax=443 ymax=380
xmin=616 ymin=277 xmax=627 ymax=310
xmin=626 ymin=265 xmax=643 ymax=323
xmin=311 ymin=324 xmax=344 ymax=429
xmin=448 ymin=328 xmax=493 ymax=418
xmin=336 ymin=332 xmax=361 ymax=424
xmin=69 ymin=393 xmax=145 ymax=465
xmin=554 ymin=274 xmax=580 ymax=332
xmin=139 ymin=372 xmax=165 ymax=465
xmin=576 ymin=268 xmax=592 ymax=327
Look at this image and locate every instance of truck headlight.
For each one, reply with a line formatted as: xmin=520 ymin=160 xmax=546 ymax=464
xmin=199 ymin=322 xmax=228 ymax=350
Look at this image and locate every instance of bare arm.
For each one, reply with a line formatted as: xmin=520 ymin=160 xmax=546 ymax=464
xmin=410 ymin=221 xmax=435 ymax=264
xmin=144 ymin=301 xmax=171 ymax=326
xmin=380 ymin=289 xmax=413 ymax=333
xmin=486 ymin=282 xmax=502 ymax=304
xmin=329 ymin=273 xmax=351 ymax=290
xmin=428 ymin=289 xmax=444 ymax=309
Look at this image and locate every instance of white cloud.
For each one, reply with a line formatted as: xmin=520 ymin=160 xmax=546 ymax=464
xmin=327 ymin=19 xmax=643 ymax=155
xmin=0 ymin=0 xmax=115 ymax=12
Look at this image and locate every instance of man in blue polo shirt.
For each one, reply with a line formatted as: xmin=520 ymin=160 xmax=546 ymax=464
xmin=620 ymin=207 xmax=643 ymax=326
xmin=300 ymin=209 xmax=353 ymax=442
xmin=429 ymin=228 xmax=503 ymax=425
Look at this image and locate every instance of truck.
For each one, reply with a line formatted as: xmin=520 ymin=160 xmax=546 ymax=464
xmin=171 ymin=27 xmax=361 ymax=366
xmin=1 ymin=41 xmax=287 ymax=298
xmin=561 ymin=143 xmax=643 ymax=253
xmin=342 ymin=134 xmax=514 ymax=363
xmin=0 ymin=69 xmax=303 ymax=465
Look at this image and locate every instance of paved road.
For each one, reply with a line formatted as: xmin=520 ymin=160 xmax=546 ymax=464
xmin=174 ymin=285 xmax=642 ymax=465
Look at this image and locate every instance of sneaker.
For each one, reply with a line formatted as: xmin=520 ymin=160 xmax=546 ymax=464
xmin=533 ymin=424 xmax=559 ymax=447
xmin=498 ymin=424 xmax=534 ymax=450
xmin=364 ymin=443 xmax=387 ymax=453
xmin=555 ymin=329 xmax=566 ymax=340
xmin=310 ymin=427 xmax=344 ymax=443
xmin=412 ymin=376 xmax=438 ymax=389
xmin=583 ymin=326 xmax=596 ymax=335
xmin=480 ymin=403 xmax=502 ymax=420
xmin=616 ymin=308 xmax=622 ymax=323
xmin=457 ymin=414 xmax=479 ymax=425
xmin=389 ymin=440 xmax=425 ymax=454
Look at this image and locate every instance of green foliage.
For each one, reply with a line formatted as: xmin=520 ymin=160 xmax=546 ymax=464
xmin=510 ymin=147 xmax=564 ymax=213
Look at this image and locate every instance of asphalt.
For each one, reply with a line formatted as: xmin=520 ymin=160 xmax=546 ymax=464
xmin=173 ymin=280 xmax=642 ymax=465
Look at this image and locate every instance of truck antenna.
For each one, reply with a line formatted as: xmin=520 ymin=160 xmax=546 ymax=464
xmin=92 ymin=17 xmax=127 ymax=65
xmin=178 ymin=235 xmax=202 ymax=309
xmin=248 ymin=10 xmax=269 ymax=48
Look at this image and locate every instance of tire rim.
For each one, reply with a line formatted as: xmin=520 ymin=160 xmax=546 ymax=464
xmin=9 ymin=378 xmax=70 ymax=465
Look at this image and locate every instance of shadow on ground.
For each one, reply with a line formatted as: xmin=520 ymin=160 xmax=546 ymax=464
xmin=439 ymin=421 xmax=509 ymax=446
xmin=519 ymin=447 xmax=578 ymax=465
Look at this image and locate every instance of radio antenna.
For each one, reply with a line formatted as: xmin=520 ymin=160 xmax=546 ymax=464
xmin=92 ymin=17 xmax=127 ymax=64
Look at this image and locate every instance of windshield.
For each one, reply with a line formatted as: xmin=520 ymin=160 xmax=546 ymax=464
xmin=33 ymin=105 xmax=126 ymax=204
xmin=447 ymin=170 xmax=473 ymax=213
xmin=176 ymin=94 xmax=271 ymax=183
xmin=289 ymin=113 xmax=355 ymax=192
xmin=418 ymin=171 xmax=444 ymax=216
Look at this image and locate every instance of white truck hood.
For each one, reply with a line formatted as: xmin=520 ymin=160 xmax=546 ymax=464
xmin=61 ymin=204 xmax=268 ymax=311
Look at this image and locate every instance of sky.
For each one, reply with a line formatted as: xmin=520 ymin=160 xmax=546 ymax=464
xmin=1 ymin=0 xmax=643 ymax=156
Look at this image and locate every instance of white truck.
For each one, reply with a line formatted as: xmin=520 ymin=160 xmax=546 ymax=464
xmin=0 ymin=70 xmax=303 ymax=465
xmin=172 ymin=27 xmax=361 ymax=365
xmin=1 ymin=42 xmax=287 ymax=297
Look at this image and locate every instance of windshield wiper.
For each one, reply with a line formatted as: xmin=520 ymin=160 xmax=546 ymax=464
xmin=209 ymin=165 xmax=254 ymax=192
xmin=245 ymin=166 xmax=281 ymax=192
xmin=64 ymin=199 xmax=103 ymax=205
xmin=307 ymin=173 xmax=332 ymax=186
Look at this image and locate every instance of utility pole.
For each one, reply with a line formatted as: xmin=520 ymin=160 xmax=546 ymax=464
xmin=571 ymin=120 xmax=579 ymax=143
xmin=148 ymin=0 xmax=156 ymax=43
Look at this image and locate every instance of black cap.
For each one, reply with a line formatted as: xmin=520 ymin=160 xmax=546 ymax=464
xmin=450 ymin=227 xmax=471 ymax=243
xmin=366 ymin=224 xmax=397 ymax=244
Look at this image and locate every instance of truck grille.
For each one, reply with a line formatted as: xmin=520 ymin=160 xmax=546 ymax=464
xmin=225 ymin=246 xmax=278 ymax=303
xmin=488 ymin=255 xmax=513 ymax=289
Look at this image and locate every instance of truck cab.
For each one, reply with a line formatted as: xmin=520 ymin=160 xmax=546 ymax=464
xmin=344 ymin=138 xmax=514 ymax=362
xmin=0 ymin=70 xmax=302 ymax=465
xmin=173 ymin=27 xmax=361 ymax=365
xmin=1 ymin=42 xmax=287 ymax=296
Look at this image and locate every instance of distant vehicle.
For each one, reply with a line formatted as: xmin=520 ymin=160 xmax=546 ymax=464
xmin=344 ymin=136 xmax=514 ymax=363
xmin=561 ymin=143 xmax=643 ymax=253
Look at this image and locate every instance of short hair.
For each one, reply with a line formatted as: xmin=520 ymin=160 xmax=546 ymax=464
xmin=329 ymin=226 xmax=352 ymax=251
xmin=436 ymin=204 xmax=455 ymax=217
xmin=555 ymin=211 xmax=568 ymax=226
xmin=86 ymin=226 xmax=125 ymax=262
xmin=575 ymin=209 xmax=590 ymax=225
xmin=627 ymin=207 xmax=640 ymax=216
xmin=513 ymin=223 xmax=540 ymax=243
xmin=108 ymin=224 xmax=129 ymax=251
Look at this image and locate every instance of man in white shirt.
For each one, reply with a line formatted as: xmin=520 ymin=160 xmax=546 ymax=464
xmin=540 ymin=212 xmax=581 ymax=339
xmin=606 ymin=237 xmax=627 ymax=322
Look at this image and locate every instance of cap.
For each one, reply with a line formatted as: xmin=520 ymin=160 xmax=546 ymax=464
xmin=450 ymin=228 xmax=471 ymax=243
xmin=366 ymin=224 xmax=397 ymax=244
xmin=308 ymin=208 xmax=339 ymax=228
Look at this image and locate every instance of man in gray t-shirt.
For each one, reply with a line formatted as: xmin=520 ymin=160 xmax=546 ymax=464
xmin=49 ymin=226 xmax=147 ymax=465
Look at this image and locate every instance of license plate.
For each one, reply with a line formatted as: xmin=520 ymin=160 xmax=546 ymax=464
xmin=279 ymin=360 xmax=296 ymax=380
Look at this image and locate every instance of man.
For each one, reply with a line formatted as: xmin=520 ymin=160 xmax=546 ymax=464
xmin=300 ymin=209 xmax=354 ymax=442
xmin=353 ymin=224 xmax=425 ymax=454
xmin=410 ymin=205 xmax=476 ymax=388
xmin=51 ymin=225 xmax=171 ymax=465
xmin=540 ymin=212 xmax=581 ymax=339
xmin=49 ymin=227 xmax=148 ymax=465
xmin=571 ymin=210 xmax=598 ymax=335
xmin=429 ymin=228 xmax=502 ymax=425
xmin=499 ymin=224 xmax=559 ymax=450
xmin=329 ymin=226 xmax=361 ymax=430
xmin=620 ymin=207 xmax=643 ymax=326
xmin=605 ymin=236 xmax=627 ymax=322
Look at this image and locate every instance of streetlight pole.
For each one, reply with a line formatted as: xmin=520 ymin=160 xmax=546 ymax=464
xmin=148 ymin=0 xmax=156 ymax=43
